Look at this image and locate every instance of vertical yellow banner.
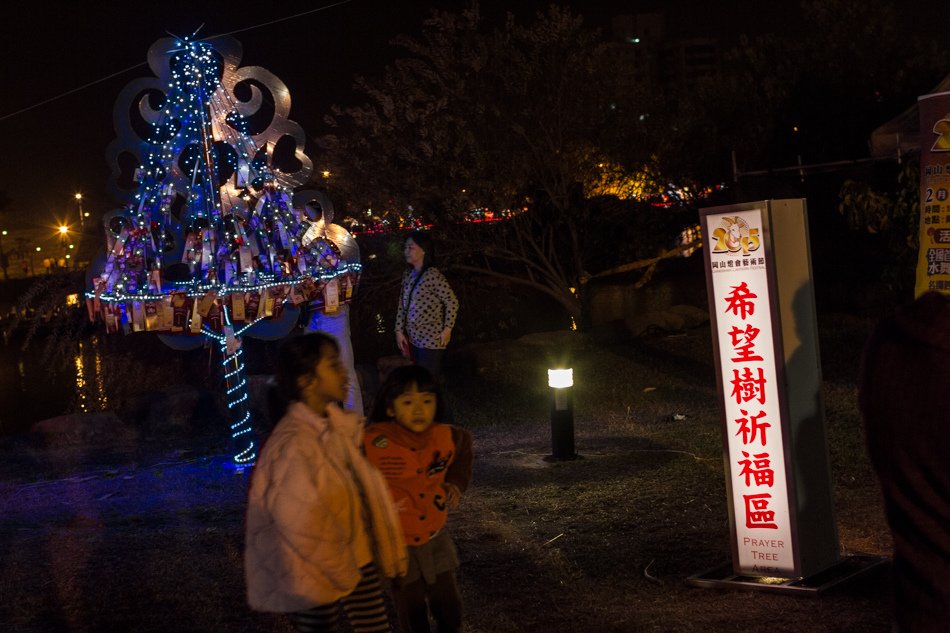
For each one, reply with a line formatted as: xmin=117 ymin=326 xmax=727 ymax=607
xmin=916 ymin=92 xmax=950 ymax=297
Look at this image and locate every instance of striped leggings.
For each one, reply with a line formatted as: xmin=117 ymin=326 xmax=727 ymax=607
xmin=288 ymin=563 xmax=393 ymax=633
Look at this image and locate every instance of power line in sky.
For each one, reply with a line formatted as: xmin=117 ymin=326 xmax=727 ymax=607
xmin=0 ymin=0 xmax=353 ymax=124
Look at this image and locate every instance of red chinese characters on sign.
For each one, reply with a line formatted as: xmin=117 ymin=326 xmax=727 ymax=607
xmin=735 ymin=409 xmax=771 ymax=445
xmin=724 ymin=281 xmax=757 ymax=319
xmin=724 ymin=281 xmax=778 ymax=530
xmin=738 ymin=451 xmax=774 ymax=486
xmin=743 ymin=493 xmax=778 ymax=529
xmin=729 ymin=324 xmax=763 ymax=362
xmin=730 ymin=367 xmax=767 ymax=404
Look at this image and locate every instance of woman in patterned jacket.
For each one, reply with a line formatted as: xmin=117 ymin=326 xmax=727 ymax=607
xmin=395 ymin=230 xmax=459 ymax=383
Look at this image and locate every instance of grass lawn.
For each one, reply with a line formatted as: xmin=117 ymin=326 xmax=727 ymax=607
xmin=0 ymin=311 xmax=892 ymax=632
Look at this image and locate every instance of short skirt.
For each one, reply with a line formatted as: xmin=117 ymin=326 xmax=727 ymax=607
xmin=404 ymin=529 xmax=459 ymax=585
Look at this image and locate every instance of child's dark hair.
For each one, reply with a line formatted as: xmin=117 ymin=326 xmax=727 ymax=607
xmin=267 ymin=332 xmax=340 ymax=421
xmin=405 ymin=230 xmax=435 ymax=270
xmin=370 ymin=365 xmax=446 ymax=423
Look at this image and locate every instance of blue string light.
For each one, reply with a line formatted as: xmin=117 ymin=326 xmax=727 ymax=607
xmin=86 ymin=263 xmax=361 ymax=304
xmin=92 ymin=35 xmax=351 ymax=465
xmin=219 ymin=335 xmax=256 ymax=464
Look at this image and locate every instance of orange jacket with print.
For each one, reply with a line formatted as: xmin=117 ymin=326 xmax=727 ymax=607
xmin=363 ymin=421 xmax=473 ymax=546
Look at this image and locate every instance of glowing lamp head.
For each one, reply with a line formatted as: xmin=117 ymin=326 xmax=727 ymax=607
xmin=547 ymin=368 xmax=574 ymax=389
xmin=58 ymin=225 xmax=68 ymax=235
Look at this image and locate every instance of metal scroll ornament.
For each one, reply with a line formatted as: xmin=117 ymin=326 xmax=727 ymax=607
xmin=87 ymin=35 xmax=361 ymax=464
xmin=90 ymin=34 xmax=360 ymax=336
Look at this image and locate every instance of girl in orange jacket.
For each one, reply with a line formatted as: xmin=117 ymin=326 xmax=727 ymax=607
xmin=365 ymin=365 xmax=473 ymax=633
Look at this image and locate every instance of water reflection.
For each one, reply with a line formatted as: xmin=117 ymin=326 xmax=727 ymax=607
xmin=75 ymin=343 xmax=86 ymax=412
xmin=93 ymin=338 xmax=108 ymax=411
xmin=73 ymin=338 xmax=109 ymax=414
xmin=0 ymin=334 xmax=111 ymax=435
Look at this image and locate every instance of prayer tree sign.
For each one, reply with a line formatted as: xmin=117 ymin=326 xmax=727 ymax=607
xmin=700 ymin=199 xmax=838 ymax=578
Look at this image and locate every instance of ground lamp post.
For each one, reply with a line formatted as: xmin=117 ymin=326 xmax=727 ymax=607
xmin=546 ymin=368 xmax=578 ymax=461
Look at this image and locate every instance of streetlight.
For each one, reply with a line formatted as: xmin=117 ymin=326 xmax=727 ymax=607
xmin=546 ymin=368 xmax=578 ymax=461
xmin=75 ymin=193 xmax=86 ymax=229
xmin=58 ymin=225 xmax=70 ymax=270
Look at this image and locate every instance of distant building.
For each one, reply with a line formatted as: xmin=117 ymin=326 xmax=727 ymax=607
xmin=606 ymin=13 xmax=721 ymax=92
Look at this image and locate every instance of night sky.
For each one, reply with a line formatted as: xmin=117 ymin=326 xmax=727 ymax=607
xmin=0 ymin=0 xmax=933 ymax=252
xmin=0 ymin=0 xmax=435 ymax=249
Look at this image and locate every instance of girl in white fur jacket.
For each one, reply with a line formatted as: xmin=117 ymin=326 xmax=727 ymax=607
xmin=245 ymin=332 xmax=407 ymax=632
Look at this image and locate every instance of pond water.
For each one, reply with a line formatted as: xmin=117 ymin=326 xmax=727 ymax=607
xmin=0 ymin=314 xmax=392 ymax=438
xmin=0 ymin=277 xmax=564 ymax=438
xmin=0 ymin=334 xmax=113 ymax=436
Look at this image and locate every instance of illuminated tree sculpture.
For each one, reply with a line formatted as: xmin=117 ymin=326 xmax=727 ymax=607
xmin=87 ymin=34 xmax=359 ymax=464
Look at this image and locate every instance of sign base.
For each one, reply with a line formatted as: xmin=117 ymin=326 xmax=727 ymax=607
xmin=685 ymin=555 xmax=887 ymax=596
